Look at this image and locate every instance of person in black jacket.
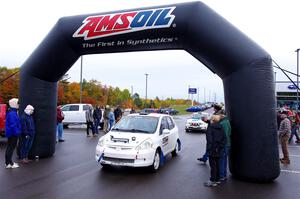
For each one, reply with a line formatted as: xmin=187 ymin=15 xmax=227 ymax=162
xmin=114 ymin=105 xmax=122 ymax=123
xmin=204 ymin=115 xmax=225 ymax=187
xmin=93 ymin=105 xmax=102 ymax=134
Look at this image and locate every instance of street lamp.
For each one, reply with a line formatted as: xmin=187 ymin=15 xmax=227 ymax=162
xmin=296 ymin=49 xmax=300 ymax=109
xmin=80 ymin=56 xmax=83 ymax=104
xmin=145 ymin=73 xmax=149 ymax=101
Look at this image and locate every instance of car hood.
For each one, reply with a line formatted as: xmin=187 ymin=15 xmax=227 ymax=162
xmin=186 ymin=119 xmax=205 ymax=124
xmin=103 ymin=131 xmax=153 ymax=147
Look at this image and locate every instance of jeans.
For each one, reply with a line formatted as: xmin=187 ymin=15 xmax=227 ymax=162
xmin=94 ymin=119 xmax=100 ymax=134
xmin=109 ymin=121 xmax=115 ymax=131
xmin=5 ymin=136 xmax=19 ymax=165
xmin=289 ymin=126 xmax=300 ymax=142
xmin=201 ymin=151 xmax=208 ymax=161
xmin=220 ymin=146 xmax=230 ymax=178
xmin=103 ymin=119 xmax=109 ymax=133
xmin=20 ymin=135 xmax=34 ymax=159
xmin=57 ymin=123 xmax=63 ymax=141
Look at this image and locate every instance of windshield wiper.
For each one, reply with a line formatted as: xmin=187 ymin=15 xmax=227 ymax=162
xmin=111 ymin=128 xmax=127 ymax=132
xmin=128 ymin=129 xmax=151 ymax=133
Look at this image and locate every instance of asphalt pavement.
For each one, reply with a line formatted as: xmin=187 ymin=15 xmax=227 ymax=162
xmin=0 ymin=115 xmax=300 ymax=199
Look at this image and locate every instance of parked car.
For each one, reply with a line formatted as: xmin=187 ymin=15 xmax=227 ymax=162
xmin=185 ymin=112 xmax=210 ymax=132
xmin=139 ymin=108 xmax=159 ymax=114
xmin=0 ymin=104 xmax=7 ymax=137
xmin=159 ymin=108 xmax=179 ymax=115
xmin=61 ymin=103 xmax=93 ymax=128
xmin=95 ymin=113 xmax=181 ymax=171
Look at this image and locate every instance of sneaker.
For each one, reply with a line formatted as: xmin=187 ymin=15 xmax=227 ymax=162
xmin=197 ymin=158 xmax=207 ymax=164
xmin=220 ymin=177 xmax=227 ymax=181
xmin=280 ymin=158 xmax=290 ymax=164
xmin=58 ymin=139 xmax=65 ymax=142
xmin=204 ymin=180 xmax=218 ymax=187
xmin=5 ymin=164 xmax=12 ymax=169
xmin=93 ymin=134 xmax=98 ymax=137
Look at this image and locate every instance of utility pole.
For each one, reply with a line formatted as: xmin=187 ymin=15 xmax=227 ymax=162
xmin=296 ymin=49 xmax=300 ymax=110
xmin=145 ymin=73 xmax=149 ymax=101
xmin=80 ymin=56 xmax=83 ymax=104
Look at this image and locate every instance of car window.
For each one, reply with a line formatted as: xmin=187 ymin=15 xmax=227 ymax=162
xmin=160 ymin=117 xmax=169 ymax=135
xmin=61 ymin=105 xmax=70 ymax=111
xmin=166 ymin=117 xmax=175 ymax=129
xmin=83 ymin=105 xmax=90 ymax=111
xmin=69 ymin=105 xmax=79 ymax=111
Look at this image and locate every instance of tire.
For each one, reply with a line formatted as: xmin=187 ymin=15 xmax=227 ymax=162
xmin=63 ymin=124 xmax=69 ymax=129
xmin=101 ymin=164 xmax=111 ymax=170
xmin=149 ymin=150 xmax=160 ymax=172
xmin=172 ymin=141 xmax=180 ymax=157
xmin=185 ymin=129 xmax=189 ymax=132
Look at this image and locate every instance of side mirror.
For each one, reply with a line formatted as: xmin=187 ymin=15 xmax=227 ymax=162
xmin=162 ymin=129 xmax=170 ymax=135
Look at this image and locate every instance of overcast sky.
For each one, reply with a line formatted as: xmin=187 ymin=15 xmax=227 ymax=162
xmin=1 ymin=0 xmax=299 ymax=102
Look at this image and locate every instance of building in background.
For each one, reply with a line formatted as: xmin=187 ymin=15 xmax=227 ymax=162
xmin=276 ymin=81 xmax=299 ymax=109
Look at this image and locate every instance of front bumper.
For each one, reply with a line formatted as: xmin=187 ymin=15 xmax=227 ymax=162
xmin=185 ymin=125 xmax=207 ymax=131
xmin=95 ymin=145 xmax=155 ymax=167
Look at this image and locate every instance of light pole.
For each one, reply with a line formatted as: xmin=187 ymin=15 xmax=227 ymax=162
xmin=296 ymin=49 xmax=300 ymax=109
xmin=145 ymin=73 xmax=149 ymax=101
xmin=80 ymin=56 xmax=83 ymax=104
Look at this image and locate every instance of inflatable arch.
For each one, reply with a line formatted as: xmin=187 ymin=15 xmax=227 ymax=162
xmin=20 ymin=2 xmax=279 ymax=182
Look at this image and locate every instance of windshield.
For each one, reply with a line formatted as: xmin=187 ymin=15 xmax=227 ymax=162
xmin=191 ymin=114 xmax=202 ymax=119
xmin=112 ymin=115 xmax=159 ymax=134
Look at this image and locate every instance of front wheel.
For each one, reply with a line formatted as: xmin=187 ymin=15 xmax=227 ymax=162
xmin=172 ymin=141 xmax=180 ymax=157
xmin=149 ymin=150 xmax=160 ymax=172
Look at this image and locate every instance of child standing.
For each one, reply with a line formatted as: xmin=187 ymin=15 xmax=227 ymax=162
xmin=20 ymin=105 xmax=35 ymax=163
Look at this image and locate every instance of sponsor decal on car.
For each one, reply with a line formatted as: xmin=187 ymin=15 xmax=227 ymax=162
xmin=73 ymin=7 xmax=176 ymax=40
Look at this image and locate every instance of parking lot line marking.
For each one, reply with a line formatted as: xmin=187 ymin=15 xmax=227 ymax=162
xmin=281 ymin=169 xmax=300 ymax=174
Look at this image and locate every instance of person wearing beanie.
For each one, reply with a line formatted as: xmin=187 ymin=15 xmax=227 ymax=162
xmin=5 ymin=98 xmax=21 ymax=169
xmin=20 ymin=105 xmax=35 ymax=163
xmin=278 ymin=113 xmax=291 ymax=164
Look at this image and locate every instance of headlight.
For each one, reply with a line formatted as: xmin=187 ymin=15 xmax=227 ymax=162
xmin=135 ymin=139 xmax=153 ymax=151
xmin=98 ymin=137 xmax=105 ymax=147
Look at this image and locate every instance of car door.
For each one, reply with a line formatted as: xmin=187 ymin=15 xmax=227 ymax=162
xmin=68 ymin=105 xmax=80 ymax=123
xmin=61 ymin=105 xmax=71 ymax=124
xmin=159 ymin=116 xmax=171 ymax=154
xmin=166 ymin=116 xmax=177 ymax=151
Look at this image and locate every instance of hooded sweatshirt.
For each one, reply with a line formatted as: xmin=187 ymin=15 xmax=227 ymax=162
xmin=206 ymin=123 xmax=225 ymax=157
xmin=20 ymin=111 xmax=35 ymax=137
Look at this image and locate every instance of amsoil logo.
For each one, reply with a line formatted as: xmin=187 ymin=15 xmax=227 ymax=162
xmin=73 ymin=7 xmax=176 ymax=40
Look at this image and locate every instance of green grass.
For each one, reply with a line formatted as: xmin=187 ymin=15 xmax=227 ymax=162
xmin=170 ymin=104 xmax=191 ymax=115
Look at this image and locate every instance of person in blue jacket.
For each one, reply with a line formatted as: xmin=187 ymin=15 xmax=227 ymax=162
xmin=5 ymin=98 xmax=21 ymax=169
xmin=109 ymin=108 xmax=115 ymax=131
xmin=20 ymin=105 xmax=35 ymax=164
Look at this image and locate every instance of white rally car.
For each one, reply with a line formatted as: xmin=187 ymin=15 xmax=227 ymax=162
xmin=95 ymin=113 xmax=181 ymax=171
xmin=185 ymin=112 xmax=210 ymax=132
